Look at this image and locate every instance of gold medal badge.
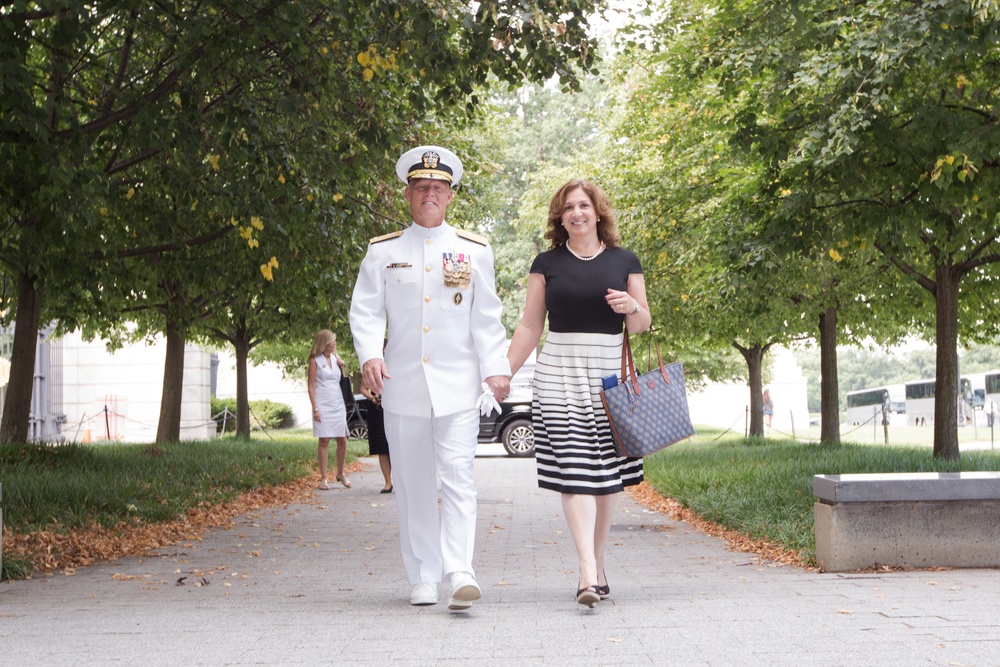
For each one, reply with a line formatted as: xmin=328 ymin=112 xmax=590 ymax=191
xmin=443 ymin=252 xmax=472 ymax=289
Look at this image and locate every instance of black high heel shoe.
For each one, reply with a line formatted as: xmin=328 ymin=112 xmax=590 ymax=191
xmin=576 ymin=586 xmax=600 ymax=608
xmin=597 ymin=571 xmax=610 ymax=598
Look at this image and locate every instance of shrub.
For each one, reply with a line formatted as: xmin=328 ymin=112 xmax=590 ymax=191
xmin=211 ymin=397 xmax=238 ymax=433
xmin=249 ymin=399 xmax=295 ymax=429
xmin=210 ymin=398 xmax=294 ymax=432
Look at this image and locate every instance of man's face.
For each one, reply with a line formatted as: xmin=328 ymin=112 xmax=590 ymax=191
xmin=404 ymin=178 xmax=453 ymax=226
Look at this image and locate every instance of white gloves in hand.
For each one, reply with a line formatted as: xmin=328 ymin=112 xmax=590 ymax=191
xmin=476 ymin=382 xmax=501 ymax=417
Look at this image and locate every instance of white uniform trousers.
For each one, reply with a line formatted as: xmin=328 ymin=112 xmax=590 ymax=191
xmin=383 ymin=408 xmax=480 ymax=585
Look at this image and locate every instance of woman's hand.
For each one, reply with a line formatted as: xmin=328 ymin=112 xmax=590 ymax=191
xmin=605 ymin=288 xmax=640 ymax=315
xmin=485 ymin=374 xmax=511 ymax=403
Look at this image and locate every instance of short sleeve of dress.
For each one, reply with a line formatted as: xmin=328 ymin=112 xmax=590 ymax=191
xmin=529 ymin=252 xmax=548 ymax=275
xmin=624 ymin=249 xmax=642 ymax=274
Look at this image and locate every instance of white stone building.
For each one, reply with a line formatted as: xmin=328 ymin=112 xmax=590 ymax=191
xmin=1 ymin=327 xmax=213 ymax=443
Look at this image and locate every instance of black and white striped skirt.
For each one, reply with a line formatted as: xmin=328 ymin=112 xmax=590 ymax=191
xmin=532 ymin=331 xmax=643 ymax=495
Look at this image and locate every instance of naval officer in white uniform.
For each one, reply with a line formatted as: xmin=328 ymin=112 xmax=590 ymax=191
xmin=349 ymin=145 xmax=511 ymax=610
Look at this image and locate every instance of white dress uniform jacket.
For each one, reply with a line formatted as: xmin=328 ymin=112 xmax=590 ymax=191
xmin=350 ymin=221 xmax=511 ymax=416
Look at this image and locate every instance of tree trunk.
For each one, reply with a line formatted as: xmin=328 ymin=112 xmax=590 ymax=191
xmin=736 ymin=342 xmax=766 ymax=437
xmin=819 ymin=307 xmax=841 ymax=444
xmin=0 ymin=271 xmax=45 ymax=443
xmin=155 ymin=320 xmax=186 ymax=443
xmin=932 ymin=263 xmax=961 ymax=460
xmin=234 ymin=336 xmax=251 ymax=438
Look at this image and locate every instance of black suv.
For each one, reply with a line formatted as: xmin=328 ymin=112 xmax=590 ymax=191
xmin=476 ymin=395 xmax=534 ymax=456
xmin=347 ymin=363 xmax=536 ymax=457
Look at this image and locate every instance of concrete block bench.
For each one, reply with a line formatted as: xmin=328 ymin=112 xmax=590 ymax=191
xmin=813 ymin=472 xmax=1000 ymax=572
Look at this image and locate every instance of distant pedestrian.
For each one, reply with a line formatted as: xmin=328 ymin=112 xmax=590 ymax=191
xmin=987 ymin=400 xmax=997 ymax=428
xmin=307 ymin=329 xmax=351 ymax=490
xmin=762 ymin=389 xmax=774 ymax=434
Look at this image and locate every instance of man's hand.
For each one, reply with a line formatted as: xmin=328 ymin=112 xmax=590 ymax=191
xmin=362 ymin=359 xmax=390 ymax=395
xmin=484 ymin=375 xmax=511 ymax=403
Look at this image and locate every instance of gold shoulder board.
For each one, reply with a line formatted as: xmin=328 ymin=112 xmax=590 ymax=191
xmin=369 ymin=230 xmax=404 ymax=244
xmin=455 ymin=229 xmax=489 ymax=246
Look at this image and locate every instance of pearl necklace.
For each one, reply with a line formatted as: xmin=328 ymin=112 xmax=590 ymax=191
xmin=565 ymin=241 xmax=605 ymax=261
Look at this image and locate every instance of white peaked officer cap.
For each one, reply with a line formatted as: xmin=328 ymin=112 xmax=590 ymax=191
xmin=395 ymin=145 xmax=463 ymax=187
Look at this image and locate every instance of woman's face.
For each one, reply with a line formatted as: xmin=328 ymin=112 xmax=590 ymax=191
xmin=560 ymin=187 xmax=598 ymax=240
xmin=324 ymin=341 xmax=336 ymax=355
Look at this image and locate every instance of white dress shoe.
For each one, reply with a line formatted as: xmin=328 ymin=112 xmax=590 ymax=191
xmin=447 ymin=571 xmax=481 ymax=610
xmin=410 ymin=582 xmax=438 ymax=606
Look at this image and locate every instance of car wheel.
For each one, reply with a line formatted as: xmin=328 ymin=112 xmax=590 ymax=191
xmin=349 ymin=423 xmax=368 ymax=441
xmin=501 ymin=418 xmax=534 ymax=457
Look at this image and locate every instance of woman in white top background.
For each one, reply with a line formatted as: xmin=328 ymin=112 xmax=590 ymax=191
xmin=307 ymin=329 xmax=351 ymax=489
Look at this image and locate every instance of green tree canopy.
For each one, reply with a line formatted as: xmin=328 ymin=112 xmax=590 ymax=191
xmin=0 ymin=0 xmax=611 ymax=443
xmin=609 ymin=0 xmax=1000 ymax=455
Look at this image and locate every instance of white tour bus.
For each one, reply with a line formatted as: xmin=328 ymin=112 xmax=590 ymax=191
xmin=984 ymin=370 xmax=1000 ymax=420
xmin=904 ymin=376 xmax=974 ymax=426
xmin=845 ymin=385 xmax=906 ymax=426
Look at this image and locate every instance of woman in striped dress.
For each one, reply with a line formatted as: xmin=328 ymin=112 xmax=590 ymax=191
xmin=507 ymin=179 xmax=651 ymax=607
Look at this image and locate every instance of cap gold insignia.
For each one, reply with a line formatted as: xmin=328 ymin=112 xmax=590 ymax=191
xmin=422 ymin=152 xmax=440 ymax=169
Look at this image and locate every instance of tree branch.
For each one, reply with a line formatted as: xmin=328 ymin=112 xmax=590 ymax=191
xmin=54 ymin=0 xmax=290 ymax=140
xmin=83 ymin=224 xmax=236 ymax=261
xmin=105 ymin=147 xmax=163 ymax=175
xmin=961 ymin=251 xmax=1000 ymax=274
xmin=345 ymin=194 xmax=405 ymax=227
xmin=937 ymin=103 xmax=998 ymax=124
xmin=102 ymin=14 xmax=137 ymax=113
xmin=56 ymin=67 xmax=186 ymax=139
xmin=963 ymin=225 xmax=1000 ymax=264
xmin=874 ymin=241 xmax=936 ymax=293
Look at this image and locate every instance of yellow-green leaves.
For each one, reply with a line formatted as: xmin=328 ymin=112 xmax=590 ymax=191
xmin=930 ymin=152 xmax=978 ymax=186
xmin=356 ymin=45 xmax=400 ymax=82
xmin=238 ymin=216 xmax=264 ymax=249
xmin=260 ymin=256 xmax=279 ymax=281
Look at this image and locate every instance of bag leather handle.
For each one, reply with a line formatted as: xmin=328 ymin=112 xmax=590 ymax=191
xmin=619 ymin=329 xmax=669 ymax=398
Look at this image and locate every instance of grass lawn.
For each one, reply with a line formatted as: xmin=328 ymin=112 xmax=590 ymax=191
xmin=774 ymin=421 xmax=998 ymax=448
xmin=642 ymin=426 xmax=1000 ymax=565
xmin=0 ymin=429 xmax=369 ymax=579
